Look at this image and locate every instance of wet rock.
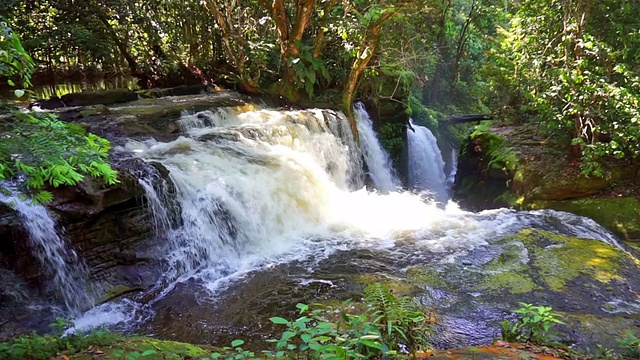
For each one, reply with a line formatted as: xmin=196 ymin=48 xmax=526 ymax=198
xmin=30 ymin=96 xmax=65 ymax=109
xmin=407 ymin=229 xmax=640 ymax=351
xmin=0 ymin=159 xmax=170 ymax=313
xmin=61 ymin=89 xmax=138 ymax=107
xmin=530 ymin=197 xmax=640 ymax=241
xmin=56 ymin=91 xmax=250 ymax=142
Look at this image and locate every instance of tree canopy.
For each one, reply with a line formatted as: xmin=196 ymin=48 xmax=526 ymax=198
xmin=1 ymin=0 xmax=638 ymax=178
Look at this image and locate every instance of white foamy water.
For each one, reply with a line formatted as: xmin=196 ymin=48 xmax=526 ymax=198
xmin=354 ymin=102 xmax=399 ymax=193
xmin=122 ymin=107 xmax=624 ymax=287
xmin=0 ymin=193 xmax=94 ymax=313
xmin=407 ymin=119 xmax=449 ymax=203
xmin=70 ymin=105 xmax=625 ymax=331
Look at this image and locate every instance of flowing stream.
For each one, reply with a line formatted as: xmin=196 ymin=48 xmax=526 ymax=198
xmin=354 ymin=102 xmax=398 ymax=193
xmin=407 ymin=119 xmax=449 ymax=203
xmin=0 ymin=193 xmax=94 ymax=314
xmin=52 ymin=104 xmax=625 ymax=343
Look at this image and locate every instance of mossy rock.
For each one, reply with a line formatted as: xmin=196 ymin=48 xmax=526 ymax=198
xmin=454 ymin=125 xmax=638 ymax=210
xmin=61 ymin=89 xmax=138 ymax=107
xmin=529 ymin=197 xmax=640 ymax=241
xmin=70 ymin=337 xmax=211 ymax=359
xmin=406 ymin=229 xmax=640 ymax=350
xmin=481 ymin=229 xmax=636 ymax=293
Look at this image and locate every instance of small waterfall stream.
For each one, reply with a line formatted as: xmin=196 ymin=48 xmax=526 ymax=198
xmin=0 ymin=194 xmax=94 ymax=313
xmin=406 ymin=119 xmax=449 ymax=203
xmin=354 ymin=103 xmax=398 ymax=193
xmin=6 ymin=100 xmax=631 ymax=345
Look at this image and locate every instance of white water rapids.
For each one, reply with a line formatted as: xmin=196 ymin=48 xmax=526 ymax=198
xmin=65 ymin=104 xmax=622 ymax=331
xmin=354 ymin=102 xmax=399 ymax=193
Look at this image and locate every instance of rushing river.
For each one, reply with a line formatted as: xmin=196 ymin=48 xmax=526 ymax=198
xmin=1 ymin=101 xmax=633 ymax=350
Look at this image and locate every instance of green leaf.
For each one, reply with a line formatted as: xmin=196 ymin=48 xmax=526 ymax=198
xmin=14 ymin=89 xmax=24 ymax=98
xmin=270 ymin=317 xmax=290 ymax=325
xmin=231 ymin=339 xmax=244 ymax=348
xmin=140 ymin=350 xmax=156 ymax=357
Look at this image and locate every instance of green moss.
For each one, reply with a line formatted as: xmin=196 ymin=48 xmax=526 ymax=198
xmin=479 ymin=243 xmax=538 ymax=294
xmin=481 ymin=271 xmax=537 ymax=294
xmin=529 ymin=197 xmax=640 ymax=241
xmin=474 ymin=229 xmax=635 ymax=294
xmin=406 ymin=268 xmax=449 ymax=288
xmin=71 ymin=337 xmax=211 ymax=360
xmin=357 ymin=274 xmax=415 ymax=297
xmin=503 ymin=229 xmax=634 ymax=292
xmin=531 ymin=232 xmax=624 ymax=290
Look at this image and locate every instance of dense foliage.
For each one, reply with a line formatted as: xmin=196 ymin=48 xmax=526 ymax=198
xmin=2 ymin=0 xmax=638 ymax=174
xmin=487 ymin=0 xmax=640 ymax=175
xmin=0 ymin=21 xmax=118 ymax=201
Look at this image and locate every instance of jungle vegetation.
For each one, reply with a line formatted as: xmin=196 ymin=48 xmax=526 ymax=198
xmin=1 ymin=0 xmax=638 ymax=191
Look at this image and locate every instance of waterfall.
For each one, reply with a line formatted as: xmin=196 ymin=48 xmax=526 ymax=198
xmin=65 ymin=102 xmax=627 ymax=333
xmin=447 ymin=147 xmax=458 ymax=188
xmin=0 ymin=194 xmax=94 ymax=313
xmin=126 ymin=107 xmax=370 ymax=289
xmin=406 ymin=119 xmax=449 ymax=203
xmin=354 ymin=103 xmax=398 ymax=193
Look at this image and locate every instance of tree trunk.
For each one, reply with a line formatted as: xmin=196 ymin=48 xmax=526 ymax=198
xmin=258 ymin=0 xmax=317 ymax=98
xmin=342 ymin=11 xmax=397 ymax=142
xmin=204 ymin=0 xmax=259 ymax=93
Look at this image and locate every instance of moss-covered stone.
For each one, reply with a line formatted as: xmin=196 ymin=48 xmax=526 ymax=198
xmin=71 ymin=337 xmax=211 ymax=360
xmin=357 ymin=274 xmax=416 ymax=297
xmin=529 ymin=197 xmax=640 ymax=241
xmin=454 ymin=124 xmax=640 ymax=212
xmin=484 ymin=229 xmax=634 ymax=293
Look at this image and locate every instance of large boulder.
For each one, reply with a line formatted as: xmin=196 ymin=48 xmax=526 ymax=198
xmin=454 ymin=126 xmax=640 ymax=239
xmin=56 ymin=91 xmax=249 ymax=142
xmin=61 ymin=89 xmax=138 ymax=107
xmin=407 ymin=229 xmax=640 ymax=351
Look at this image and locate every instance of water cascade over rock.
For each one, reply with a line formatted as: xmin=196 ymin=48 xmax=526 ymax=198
xmin=354 ymin=103 xmax=399 ymax=193
xmin=407 ymin=119 xmax=449 ymax=203
xmin=0 ymin=193 xmax=94 ymax=313
xmin=2 ymin=97 xmax=637 ymax=352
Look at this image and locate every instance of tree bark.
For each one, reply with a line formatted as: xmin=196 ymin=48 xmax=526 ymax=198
xmin=342 ymin=10 xmax=398 ymax=141
xmin=258 ymin=0 xmax=317 ymax=97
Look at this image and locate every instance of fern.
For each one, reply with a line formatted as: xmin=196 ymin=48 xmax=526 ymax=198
xmin=363 ymin=283 xmax=432 ymax=354
xmin=0 ymin=111 xmax=119 ymax=202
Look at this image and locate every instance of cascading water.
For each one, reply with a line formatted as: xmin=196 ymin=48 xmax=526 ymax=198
xmin=0 ymin=193 xmax=93 ymax=313
xmin=126 ymin=107 xmax=368 ymax=290
xmin=406 ymin=119 xmax=449 ymax=203
xmin=354 ymin=103 xmax=398 ymax=193
xmin=69 ymin=103 xmax=628 ymax=336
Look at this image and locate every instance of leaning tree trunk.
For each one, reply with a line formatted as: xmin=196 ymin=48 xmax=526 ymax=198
xmin=342 ymin=11 xmax=397 ymax=142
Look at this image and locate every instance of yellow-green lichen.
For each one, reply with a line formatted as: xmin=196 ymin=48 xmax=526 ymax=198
xmin=356 ymin=274 xmax=416 ymax=297
xmin=528 ymin=198 xmax=640 ymax=241
xmin=531 ymin=233 xmax=623 ymax=291
xmin=512 ymin=229 xmax=630 ymax=292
